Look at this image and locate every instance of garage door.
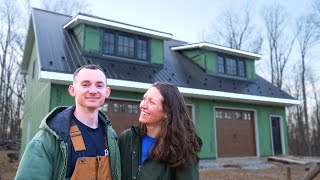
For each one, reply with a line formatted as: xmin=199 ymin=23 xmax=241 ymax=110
xmin=216 ymin=108 xmax=256 ymax=157
xmin=101 ymin=99 xmax=140 ymax=135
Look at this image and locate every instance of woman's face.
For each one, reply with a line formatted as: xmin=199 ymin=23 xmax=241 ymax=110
xmin=139 ymin=87 xmax=167 ymax=126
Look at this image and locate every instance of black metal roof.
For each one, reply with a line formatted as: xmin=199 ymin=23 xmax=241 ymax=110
xmin=27 ymin=8 xmax=295 ymax=101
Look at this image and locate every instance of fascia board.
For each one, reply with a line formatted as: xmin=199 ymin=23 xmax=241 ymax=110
xmin=40 ymin=71 xmax=300 ymax=106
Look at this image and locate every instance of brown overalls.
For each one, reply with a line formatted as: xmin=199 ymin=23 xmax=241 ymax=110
xmin=70 ymin=124 xmax=112 ymax=180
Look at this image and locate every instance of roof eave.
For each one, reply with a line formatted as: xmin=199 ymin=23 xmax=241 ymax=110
xmin=63 ymin=14 xmax=172 ymax=40
xmin=40 ymin=71 xmax=299 ymax=106
xmin=171 ymin=42 xmax=262 ymax=60
xmin=21 ymin=17 xmax=35 ymax=74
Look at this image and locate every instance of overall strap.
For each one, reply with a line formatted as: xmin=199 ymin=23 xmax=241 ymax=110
xmin=70 ymin=124 xmax=86 ymax=151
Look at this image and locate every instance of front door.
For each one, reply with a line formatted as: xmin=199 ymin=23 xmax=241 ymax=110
xmin=271 ymin=116 xmax=282 ymax=155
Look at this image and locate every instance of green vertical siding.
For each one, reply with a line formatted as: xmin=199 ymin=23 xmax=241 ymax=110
xmin=84 ymin=25 xmax=100 ymax=53
xmin=256 ymin=105 xmax=288 ymax=156
xmin=50 ymin=84 xmax=74 ymax=109
xmin=205 ymin=52 xmax=216 ymax=74
xmin=110 ymin=90 xmax=143 ymax=100
xmin=20 ymin=42 xmax=51 ymax=156
xmin=183 ymin=50 xmax=206 ymax=69
xmin=73 ymin=24 xmax=85 ymax=48
xmin=151 ymin=39 xmax=164 ymax=64
xmin=185 ymin=98 xmax=216 ymax=158
xmin=246 ymin=60 xmax=255 ymax=80
xmin=182 ymin=50 xmax=216 ymax=74
xmin=50 ymin=85 xmax=144 ymax=109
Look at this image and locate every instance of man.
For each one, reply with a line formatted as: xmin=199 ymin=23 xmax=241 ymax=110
xmin=15 ymin=64 xmax=121 ymax=179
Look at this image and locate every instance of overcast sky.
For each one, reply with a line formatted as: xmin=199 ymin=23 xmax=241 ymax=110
xmin=87 ymin=0 xmax=310 ymax=42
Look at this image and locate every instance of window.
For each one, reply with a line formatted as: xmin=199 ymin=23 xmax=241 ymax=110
xmin=101 ymin=103 xmax=108 ymax=112
xmin=102 ymin=30 xmax=149 ymax=61
xmin=217 ymin=55 xmax=246 ymax=78
xmin=128 ymin=104 xmax=139 ymax=114
xmin=216 ymin=109 xmax=253 ymax=121
xmin=118 ymin=35 xmax=134 ymax=57
xmin=102 ymin=32 xmax=115 ymax=55
xmin=113 ymin=103 xmax=125 ymax=112
xmin=217 ymin=56 xmax=224 ymax=74
xmin=137 ymin=39 xmax=148 ymax=60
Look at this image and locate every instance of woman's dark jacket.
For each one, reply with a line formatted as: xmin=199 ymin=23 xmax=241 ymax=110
xmin=118 ymin=126 xmax=199 ymax=180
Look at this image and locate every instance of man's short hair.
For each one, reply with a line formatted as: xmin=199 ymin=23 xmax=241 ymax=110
xmin=73 ymin=65 xmax=107 ymax=86
xmin=73 ymin=64 xmax=104 ymax=80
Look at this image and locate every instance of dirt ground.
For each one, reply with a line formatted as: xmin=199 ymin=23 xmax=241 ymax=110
xmin=200 ymin=164 xmax=320 ymax=180
xmin=0 ymin=150 xmax=20 ymax=180
xmin=1 ymin=150 xmax=320 ymax=180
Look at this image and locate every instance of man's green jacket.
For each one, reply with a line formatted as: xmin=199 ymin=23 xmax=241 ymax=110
xmin=15 ymin=105 xmax=121 ymax=180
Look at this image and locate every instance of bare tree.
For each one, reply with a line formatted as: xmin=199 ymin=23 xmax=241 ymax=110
xmin=312 ymin=0 xmax=320 ymax=30
xmin=309 ymin=73 xmax=320 ymax=155
xmin=0 ymin=0 xmax=92 ymax=143
xmin=263 ymin=3 xmax=296 ymax=89
xmin=285 ymin=65 xmax=306 ymax=155
xmin=295 ymin=14 xmax=320 ymax=155
xmin=208 ymin=4 xmax=262 ymax=53
xmin=40 ymin=0 xmax=92 ymax=16
xmin=0 ymin=0 xmax=25 ymax=141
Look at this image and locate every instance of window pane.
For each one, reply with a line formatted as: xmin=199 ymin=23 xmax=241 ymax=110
xmin=101 ymin=103 xmax=108 ymax=112
xmin=218 ymin=56 xmax=224 ymax=73
xmin=102 ymin=32 xmax=115 ymax=55
xmin=226 ymin=58 xmax=237 ymax=75
xmin=238 ymin=60 xmax=245 ymax=77
xmin=128 ymin=104 xmax=139 ymax=114
xmin=137 ymin=39 xmax=147 ymax=60
xmin=113 ymin=103 xmax=124 ymax=113
xmin=118 ymin=35 xmax=134 ymax=57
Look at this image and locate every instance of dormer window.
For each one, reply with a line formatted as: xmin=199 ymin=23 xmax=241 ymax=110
xmin=102 ymin=30 xmax=149 ymax=61
xmin=218 ymin=55 xmax=246 ymax=78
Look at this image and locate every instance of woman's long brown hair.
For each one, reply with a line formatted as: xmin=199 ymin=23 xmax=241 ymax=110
xmin=141 ymin=82 xmax=201 ymax=170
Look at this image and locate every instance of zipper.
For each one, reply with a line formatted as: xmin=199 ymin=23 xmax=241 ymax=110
xmin=59 ymin=144 xmax=68 ymax=180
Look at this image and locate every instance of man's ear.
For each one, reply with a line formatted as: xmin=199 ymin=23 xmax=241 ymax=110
xmin=68 ymin=85 xmax=75 ymax=97
xmin=105 ymin=87 xmax=111 ymax=98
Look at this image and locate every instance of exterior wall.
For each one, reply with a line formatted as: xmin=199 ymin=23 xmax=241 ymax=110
xmin=20 ymin=42 xmax=51 ymax=156
xmin=49 ymin=85 xmax=144 ymax=109
xmin=246 ymin=59 xmax=255 ymax=80
xmin=184 ymin=98 xmax=216 ymax=158
xmin=75 ymin=25 xmax=165 ymax=64
xmin=182 ymin=49 xmax=257 ymax=79
xmin=182 ymin=49 xmax=206 ymax=70
xmin=185 ymin=97 xmax=288 ymax=159
xmin=151 ymin=39 xmax=164 ymax=64
xmin=74 ymin=24 xmax=85 ymax=48
xmin=22 ymin=72 xmax=288 ymax=158
xmin=83 ymin=25 xmax=100 ymax=53
xmin=256 ymin=105 xmax=288 ymax=156
xmin=205 ymin=52 xmax=216 ymax=74
xmin=50 ymin=84 xmax=74 ymax=109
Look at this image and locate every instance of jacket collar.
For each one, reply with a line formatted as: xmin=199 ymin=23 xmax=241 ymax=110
xmin=43 ymin=105 xmax=111 ymax=142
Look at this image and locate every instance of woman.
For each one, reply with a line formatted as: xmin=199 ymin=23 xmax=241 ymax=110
xmin=118 ymin=82 xmax=201 ymax=180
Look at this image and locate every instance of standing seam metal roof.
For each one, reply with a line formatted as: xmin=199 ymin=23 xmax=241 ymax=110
xmin=30 ymin=8 xmax=295 ymax=101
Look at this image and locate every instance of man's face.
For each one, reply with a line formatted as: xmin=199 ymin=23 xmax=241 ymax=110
xmin=68 ymin=68 xmax=110 ymax=110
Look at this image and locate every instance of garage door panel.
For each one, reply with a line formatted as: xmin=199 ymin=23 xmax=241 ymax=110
xmin=102 ymin=100 xmax=140 ymax=135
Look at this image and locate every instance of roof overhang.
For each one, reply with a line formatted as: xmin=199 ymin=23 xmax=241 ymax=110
xmin=171 ymin=42 xmax=262 ymax=60
xmin=63 ymin=13 xmax=172 ymax=40
xmin=40 ymin=71 xmax=300 ymax=106
xmin=21 ymin=17 xmax=35 ymax=74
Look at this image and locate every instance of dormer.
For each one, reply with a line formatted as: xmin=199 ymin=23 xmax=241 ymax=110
xmin=64 ymin=13 xmax=172 ymax=65
xmin=171 ymin=42 xmax=262 ymax=80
